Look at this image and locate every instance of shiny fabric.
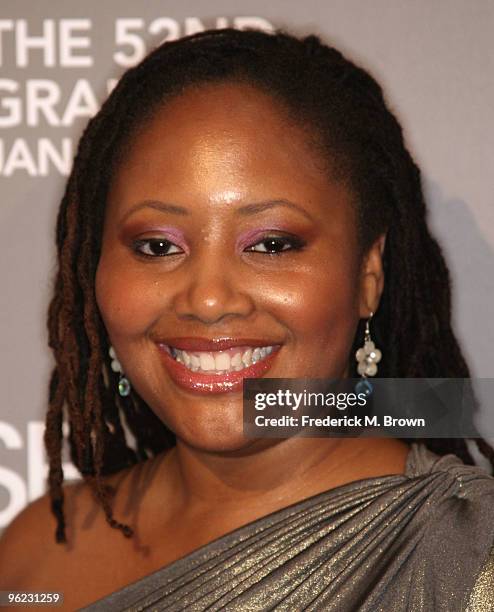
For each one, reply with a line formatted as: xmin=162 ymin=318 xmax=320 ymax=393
xmin=84 ymin=444 xmax=494 ymax=611
xmin=467 ymin=545 xmax=494 ymax=611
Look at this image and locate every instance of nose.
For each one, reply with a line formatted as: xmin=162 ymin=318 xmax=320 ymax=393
xmin=172 ymin=255 xmax=256 ymax=325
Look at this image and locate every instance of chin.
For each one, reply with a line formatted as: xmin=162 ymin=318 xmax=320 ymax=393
xmin=150 ymin=398 xmax=254 ymax=453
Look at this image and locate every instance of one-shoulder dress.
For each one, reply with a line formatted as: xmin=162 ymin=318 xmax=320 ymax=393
xmin=83 ymin=443 xmax=494 ymax=611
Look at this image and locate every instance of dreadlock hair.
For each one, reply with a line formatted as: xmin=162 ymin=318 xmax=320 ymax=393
xmin=45 ymin=27 xmax=494 ymax=544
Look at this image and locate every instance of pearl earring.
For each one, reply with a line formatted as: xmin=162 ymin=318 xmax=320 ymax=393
xmin=109 ymin=345 xmax=131 ymax=397
xmin=355 ymin=312 xmax=381 ymax=395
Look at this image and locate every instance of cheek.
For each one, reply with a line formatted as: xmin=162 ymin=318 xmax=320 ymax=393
xmin=259 ymin=254 xmax=361 ymax=367
xmin=287 ymin=269 xmax=358 ymax=331
xmin=95 ymin=250 xmax=162 ymax=341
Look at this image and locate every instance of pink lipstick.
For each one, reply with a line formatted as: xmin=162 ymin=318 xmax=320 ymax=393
xmin=156 ymin=338 xmax=281 ymax=394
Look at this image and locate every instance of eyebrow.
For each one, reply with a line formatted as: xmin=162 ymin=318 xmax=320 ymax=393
xmin=237 ymin=199 xmax=314 ymax=222
xmin=121 ymin=200 xmax=189 ymax=223
xmin=120 ymin=198 xmax=314 ymax=223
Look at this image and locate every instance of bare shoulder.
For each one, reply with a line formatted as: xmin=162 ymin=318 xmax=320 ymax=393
xmin=0 ymin=477 xmax=99 ymax=590
xmin=0 ymin=450 xmax=175 ymax=608
xmin=0 ymin=490 xmax=51 ymax=586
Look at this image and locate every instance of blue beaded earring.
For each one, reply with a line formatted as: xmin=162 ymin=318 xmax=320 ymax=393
xmin=355 ymin=312 xmax=381 ymax=396
xmin=109 ymin=345 xmax=131 ymax=397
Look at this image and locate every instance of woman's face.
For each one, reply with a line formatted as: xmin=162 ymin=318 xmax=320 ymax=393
xmin=96 ymin=82 xmax=383 ymax=452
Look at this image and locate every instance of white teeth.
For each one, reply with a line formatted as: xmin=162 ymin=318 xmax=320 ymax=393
xmin=169 ymin=345 xmax=276 ymax=373
xmin=200 ymin=353 xmax=215 ymax=371
xmin=215 ymin=352 xmax=231 ymax=371
xmin=252 ymin=348 xmax=261 ymax=363
xmin=231 ymin=352 xmax=242 ymax=367
xmin=242 ymin=348 xmax=252 ymax=366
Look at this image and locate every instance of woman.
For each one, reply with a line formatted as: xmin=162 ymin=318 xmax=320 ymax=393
xmin=0 ymin=28 xmax=493 ymax=611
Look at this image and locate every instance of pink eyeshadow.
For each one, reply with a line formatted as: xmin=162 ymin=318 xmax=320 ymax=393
xmin=145 ymin=226 xmax=189 ymax=252
xmin=236 ymin=227 xmax=287 ymax=251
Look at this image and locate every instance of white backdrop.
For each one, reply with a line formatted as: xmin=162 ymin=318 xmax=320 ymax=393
xmin=1 ymin=0 xmax=493 ymax=530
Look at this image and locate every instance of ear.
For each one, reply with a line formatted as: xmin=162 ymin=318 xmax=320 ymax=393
xmin=358 ymin=234 xmax=386 ymax=318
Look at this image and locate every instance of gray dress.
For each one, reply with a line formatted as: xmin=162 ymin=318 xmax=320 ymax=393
xmin=83 ymin=444 xmax=494 ymax=611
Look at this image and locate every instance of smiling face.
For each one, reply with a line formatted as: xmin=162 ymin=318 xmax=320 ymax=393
xmin=95 ymin=82 xmax=384 ymax=452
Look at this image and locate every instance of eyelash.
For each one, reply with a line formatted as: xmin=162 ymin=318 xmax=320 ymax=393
xmin=131 ymin=234 xmax=306 ymax=258
xmin=244 ymin=235 xmax=306 ymax=255
xmin=132 ymin=238 xmax=183 ymax=258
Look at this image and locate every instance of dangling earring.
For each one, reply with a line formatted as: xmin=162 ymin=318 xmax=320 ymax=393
xmin=109 ymin=345 xmax=131 ymax=397
xmin=355 ymin=312 xmax=381 ymax=395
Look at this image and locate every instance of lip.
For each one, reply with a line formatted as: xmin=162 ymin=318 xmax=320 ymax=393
xmin=156 ymin=339 xmax=281 ymax=394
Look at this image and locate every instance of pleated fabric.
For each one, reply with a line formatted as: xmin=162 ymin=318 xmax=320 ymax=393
xmin=84 ymin=444 xmax=494 ymax=611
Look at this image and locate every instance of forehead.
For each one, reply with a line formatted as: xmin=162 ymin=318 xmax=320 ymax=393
xmin=107 ymin=82 xmax=355 ymax=225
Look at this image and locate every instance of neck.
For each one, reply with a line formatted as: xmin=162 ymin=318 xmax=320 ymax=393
xmin=166 ymin=437 xmax=410 ymax=513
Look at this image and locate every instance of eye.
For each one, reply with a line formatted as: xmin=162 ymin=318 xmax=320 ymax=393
xmin=245 ymin=235 xmax=306 ymax=255
xmin=132 ymin=238 xmax=184 ymax=258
